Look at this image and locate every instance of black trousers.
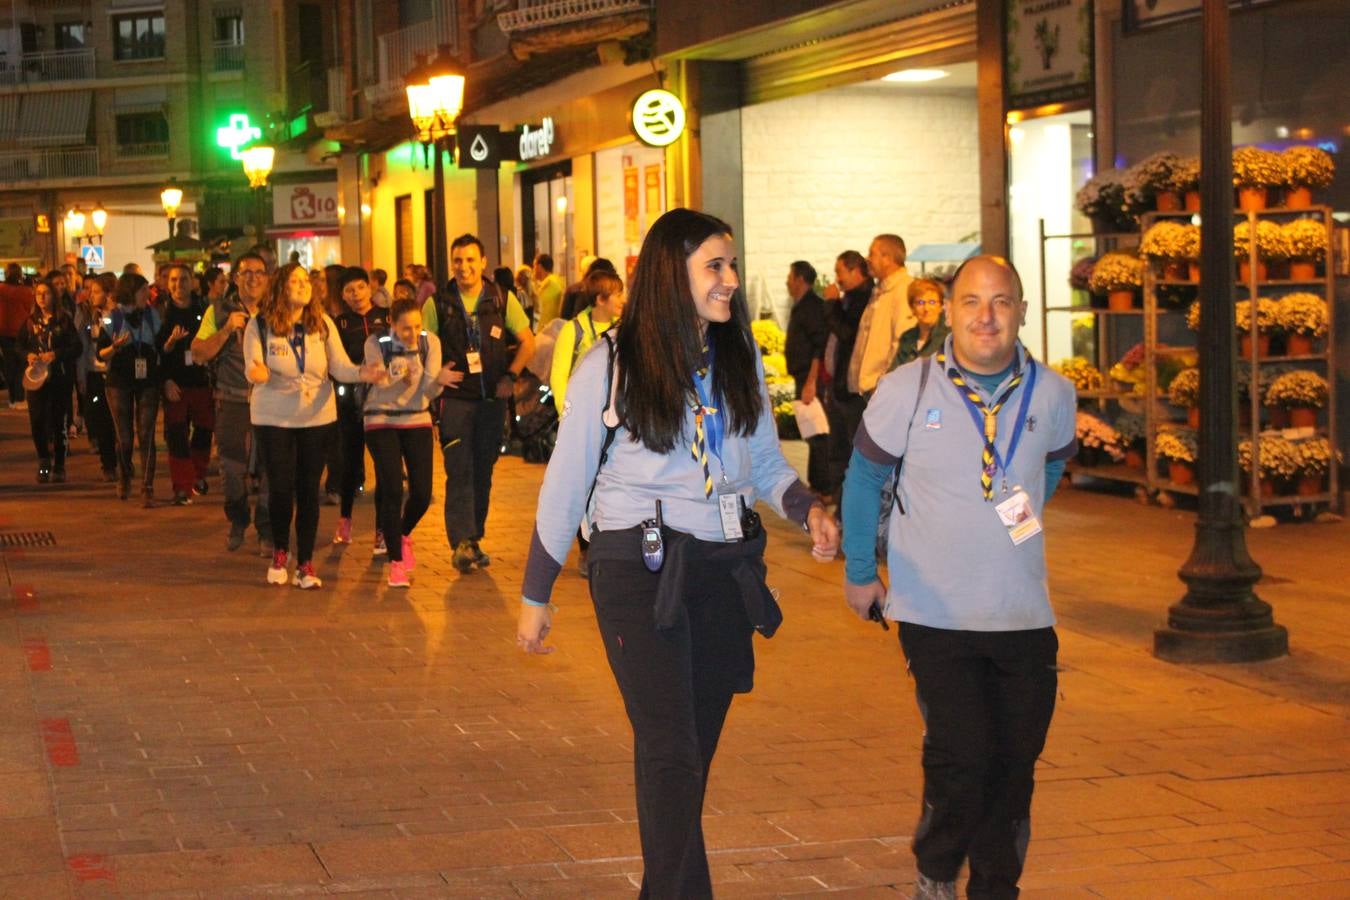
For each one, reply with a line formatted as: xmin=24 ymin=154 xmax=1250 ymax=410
xmin=438 ymin=397 xmax=504 ymax=546
xmin=84 ymin=372 xmax=118 ymax=472
xmin=256 ymin=423 xmax=333 ymax=564
xmin=27 ymin=377 xmax=73 ymax=468
xmin=365 ymin=426 xmax=433 ymax=563
xmin=589 ymin=554 xmax=754 ymax=900
xmin=825 ymin=392 xmax=866 ymax=491
xmin=899 ymin=623 xmax=1058 ymax=900
xmin=107 ymin=381 xmax=160 ymax=489
xmin=336 ymin=399 xmax=366 ymax=516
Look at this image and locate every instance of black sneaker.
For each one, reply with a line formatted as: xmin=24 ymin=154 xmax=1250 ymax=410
xmin=226 ymin=524 xmax=246 ymax=552
xmin=193 ymin=478 xmax=209 ymax=496
xmin=36 ymin=465 xmax=50 ymax=484
xmin=51 ymin=468 xmax=66 ymax=483
xmin=173 ymin=490 xmax=192 ymax=506
xmin=470 ymin=540 xmax=491 ymax=568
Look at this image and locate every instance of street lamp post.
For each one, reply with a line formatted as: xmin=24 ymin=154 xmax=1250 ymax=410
xmin=405 ymin=47 xmax=465 ymax=289
xmin=1153 ymin=0 xmax=1287 ymax=663
xmin=160 ymin=180 xmax=183 ymax=261
xmin=241 ymin=144 xmax=276 ymax=253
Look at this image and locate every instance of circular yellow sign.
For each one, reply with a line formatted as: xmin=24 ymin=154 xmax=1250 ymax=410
xmin=632 ymin=89 xmax=686 ymax=147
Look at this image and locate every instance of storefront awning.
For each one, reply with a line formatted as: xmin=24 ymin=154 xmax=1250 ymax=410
xmin=16 ymin=91 xmax=93 ymax=146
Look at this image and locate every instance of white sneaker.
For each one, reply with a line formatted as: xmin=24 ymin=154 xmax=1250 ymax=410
xmin=292 ymin=562 xmax=323 ymax=590
xmin=266 ymin=550 xmax=289 ymax=585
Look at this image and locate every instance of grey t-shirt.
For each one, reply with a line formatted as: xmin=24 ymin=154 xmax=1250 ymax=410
xmin=863 ymin=338 xmax=1076 ymax=631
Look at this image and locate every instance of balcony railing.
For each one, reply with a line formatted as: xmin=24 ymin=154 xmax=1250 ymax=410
xmin=213 ymin=41 xmax=245 ymax=73
xmin=0 ymin=48 xmax=96 ymax=85
xmin=497 ymin=0 xmax=649 ymax=34
xmin=0 ymin=147 xmax=99 ymax=182
xmin=368 ymin=5 xmax=459 ymax=106
xmin=116 ymin=141 xmax=169 ymax=159
xmin=326 ymin=66 xmax=349 ymax=120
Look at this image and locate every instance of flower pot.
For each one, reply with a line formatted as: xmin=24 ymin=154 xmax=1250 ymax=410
xmin=1155 ymin=190 xmax=1182 ymax=212
xmin=1162 ymin=261 xmax=1188 ymax=281
xmin=1259 ymin=477 xmax=1277 ymax=499
xmin=1289 ymin=406 xmax=1318 ymax=428
xmin=1186 ymin=407 xmax=1200 ymax=429
xmin=1107 ymin=289 xmax=1136 ymax=312
xmin=1187 ymin=262 xmax=1201 ymax=283
xmin=1297 ymin=474 xmax=1325 ymax=496
xmin=1285 ymin=185 xmax=1313 ymax=209
xmin=1184 ymin=190 xmax=1201 ymax=212
xmin=1267 ymin=259 xmax=1291 ymax=280
xmin=1286 ymin=333 xmax=1315 ymax=356
xmin=1169 ymin=460 xmax=1195 ymax=485
xmin=1238 ymin=187 xmax=1268 ymax=211
xmin=1125 ymin=447 xmax=1145 ymax=470
xmin=1267 ymin=406 xmax=1290 ymax=428
xmin=1239 ymin=332 xmax=1271 ymax=357
xmin=1289 ymin=258 xmax=1318 ymax=280
xmin=1237 ymin=259 xmax=1268 ymax=282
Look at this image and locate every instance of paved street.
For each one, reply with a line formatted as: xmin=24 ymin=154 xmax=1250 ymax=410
xmin=1 ymin=407 xmax=1348 ymax=898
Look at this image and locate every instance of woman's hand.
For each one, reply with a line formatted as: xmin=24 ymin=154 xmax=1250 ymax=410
xmin=112 ymin=331 xmax=131 ymax=348
xmin=163 ymin=379 xmax=181 ymax=403
xmin=39 ymin=351 xmax=56 ymax=364
xmin=358 ymin=361 xmax=386 ymax=383
xmin=435 ymin=362 xmax=463 ymax=387
xmin=806 ymin=504 xmax=840 ymax=562
xmin=27 ymin=352 xmax=37 ymax=364
xmin=163 ymin=324 xmax=188 ymax=352
xmin=516 ymin=602 xmax=555 ymax=655
xmin=248 ymin=360 xmax=270 ymax=384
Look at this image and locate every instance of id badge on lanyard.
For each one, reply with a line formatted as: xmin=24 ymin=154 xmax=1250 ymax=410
xmin=995 ymin=488 xmax=1043 ymax=545
xmin=134 ymin=355 xmax=148 ymax=381
xmin=718 ymin=490 xmax=744 ymax=541
xmin=465 ymin=351 xmax=483 ymax=374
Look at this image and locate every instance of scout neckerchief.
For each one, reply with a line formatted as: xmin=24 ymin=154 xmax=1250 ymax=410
xmin=691 ymin=343 xmax=725 ymax=499
xmin=938 ymin=349 xmax=1036 ymax=501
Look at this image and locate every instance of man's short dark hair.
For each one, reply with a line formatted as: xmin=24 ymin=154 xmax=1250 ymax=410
xmin=235 ymin=251 xmax=266 ymax=271
xmin=535 ymin=253 xmax=554 ymax=273
xmin=586 ymin=257 xmax=616 ymax=276
xmin=837 ymin=250 xmax=868 ymax=278
xmin=451 ymin=234 xmax=485 ymax=257
xmin=338 ymin=266 xmax=370 ymax=293
xmin=789 ymin=260 xmax=817 ymax=287
xmin=873 ymin=234 xmax=907 ymax=267
xmin=372 ymin=268 xmax=387 ymax=286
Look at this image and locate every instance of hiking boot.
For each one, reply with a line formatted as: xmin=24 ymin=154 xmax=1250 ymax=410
xmin=452 ymin=540 xmax=476 ymax=573
xmin=470 ymin=540 xmax=490 ymax=568
xmin=226 ymin=523 xmax=246 ymax=552
xmin=332 ymin=516 xmax=352 ymax=544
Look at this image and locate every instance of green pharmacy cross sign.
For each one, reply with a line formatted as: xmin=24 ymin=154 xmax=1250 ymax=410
xmin=216 ymin=114 xmax=262 ymax=160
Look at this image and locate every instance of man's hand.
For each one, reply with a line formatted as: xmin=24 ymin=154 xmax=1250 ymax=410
xmin=516 ymin=602 xmax=555 ymax=655
xmin=844 ymin=579 xmax=887 ymax=621
xmin=39 ymin=351 xmax=56 ymax=364
xmin=495 ymin=374 xmax=515 ymax=400
xmin=806 ymin=504 xmax=839 ymax=562
xmin=226 ymin=311 xmax=248 ymax=333
xmin=248 ymin=360 xmax=270 ymax=384
xmin=435 ymin=362 xmax=463 ymax=387
xmin=163 ymin=379 xmax=181 ymax=403
xmin=801 ymin=380 xmax=817 ymax=406
xmin=822 ymin=283 xmax=842 ymax=301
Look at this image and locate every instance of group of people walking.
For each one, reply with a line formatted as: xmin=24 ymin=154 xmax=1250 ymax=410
xmin=6 ymin=207 xmax=1077 ymax=899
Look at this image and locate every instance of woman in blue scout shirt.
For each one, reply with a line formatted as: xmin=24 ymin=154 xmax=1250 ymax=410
xmin=517 ymin=208 xmax=840 ymax=899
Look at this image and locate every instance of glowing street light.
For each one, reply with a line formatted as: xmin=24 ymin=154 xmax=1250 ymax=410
xmin=241 ymin=144 xmax=275 ymax=189
xmin=90 ymin=203 xmax=108 ymax=235
xmin=161 ymin=179 xmax=183 ymax=259
xmin=405 ymin=47 xmax=465 ymax=287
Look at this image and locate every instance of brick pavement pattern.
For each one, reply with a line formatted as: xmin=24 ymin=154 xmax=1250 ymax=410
xmin=1 ymin=408 xmax=1348 ymax=898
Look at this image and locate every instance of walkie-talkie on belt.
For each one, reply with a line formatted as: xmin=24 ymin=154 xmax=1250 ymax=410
xmin=641 ymin=500 xmax=664 ymax=572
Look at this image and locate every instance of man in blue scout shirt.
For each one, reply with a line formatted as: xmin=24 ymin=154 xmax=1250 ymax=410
xmin=839 ymin=255 xmax=1077 ymax=900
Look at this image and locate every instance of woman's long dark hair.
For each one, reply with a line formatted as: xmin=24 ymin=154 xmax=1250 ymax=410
xmin=616 ymin=208 xmax=762 ymax=454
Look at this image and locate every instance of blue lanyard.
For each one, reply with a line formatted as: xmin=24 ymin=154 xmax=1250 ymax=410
xmin=693 ymin=350 xmax=725 ymax=466
xmin=289 ymin=325 xmax=307 ymax=375
xmin=952 ymin=359 xmax=1037 ymax=481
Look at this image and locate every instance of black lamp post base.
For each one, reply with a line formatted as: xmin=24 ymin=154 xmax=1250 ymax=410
xmin=1154 ymin=619 xmax=1288 ymax=663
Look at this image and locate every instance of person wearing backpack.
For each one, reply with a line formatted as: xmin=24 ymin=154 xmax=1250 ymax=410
xmin=192 ymin=252 xmax=273 ymax=553
xmin=516 ymin=209 xmax=839 ymax=899
xmin=549 ymin=268 xmax=626 ymax=414
xmin=331 ymin=267 xmax=390 ymax=548
xmin=244 ymin=262 xmax=383 ymax=590
xmin=421 ymin=233 xmax=536 ymax=574
xmin=362 ymin=296 xmax=452 ymax=587
xmin=839 ymin=256 xmax=1077 ymax=900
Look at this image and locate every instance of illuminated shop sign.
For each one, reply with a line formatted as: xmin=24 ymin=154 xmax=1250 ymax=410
xmin=215 ymin=113 xmax=262 ymax=160
xmin=518 ymin=117 xmax=556 ymax=161
xmin=631 ymin=90 xmax=685 ymax=147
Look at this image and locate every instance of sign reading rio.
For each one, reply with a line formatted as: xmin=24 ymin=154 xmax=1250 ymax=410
xmin=273 ymin=182 xmax=340 ymax=228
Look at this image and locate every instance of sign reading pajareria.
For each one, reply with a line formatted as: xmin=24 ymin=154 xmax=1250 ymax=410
xmin=1005 ymin=0 xmax=1093 ymax=110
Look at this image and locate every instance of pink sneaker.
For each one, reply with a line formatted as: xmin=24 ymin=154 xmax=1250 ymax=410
xmin=387 ymin=560 xmax=411 ymax=588
xmin=266 ymin=550 xmax=289 ymax=585
xmin=401 ymin=536 xmax=415 ymax=571
xmin=332 ymin=517 xmax=352 ymax=544
xmin=293 ymin=562 xmax=323 ymax=590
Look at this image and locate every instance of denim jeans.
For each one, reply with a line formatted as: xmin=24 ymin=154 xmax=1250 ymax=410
xmin=107 ymin=380 xmax=160 ymax=489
